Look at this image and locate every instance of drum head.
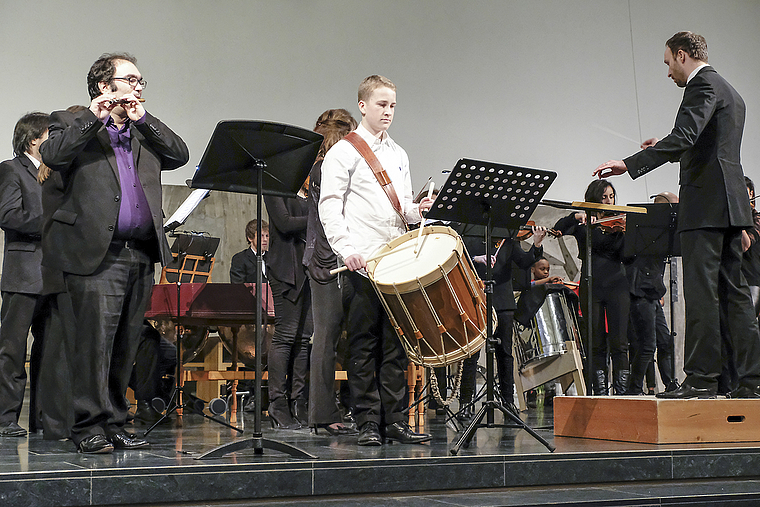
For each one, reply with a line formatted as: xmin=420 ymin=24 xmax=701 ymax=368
xmin=371 ymin=226 xmax=461 ymax=291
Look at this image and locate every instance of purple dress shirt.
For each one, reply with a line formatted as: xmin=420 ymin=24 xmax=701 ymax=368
xmin=105 ymin=115 xmax=153 ymax=240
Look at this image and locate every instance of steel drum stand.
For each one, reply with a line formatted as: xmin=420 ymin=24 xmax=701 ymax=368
xmin=189 ymin=121 xmax=323 ymax=460
xmin=425 ymin=159 xmax=556 ymax=454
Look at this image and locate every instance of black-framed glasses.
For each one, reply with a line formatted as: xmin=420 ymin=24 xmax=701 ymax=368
xmin=112 ymin=76 xmax=147 ymax=89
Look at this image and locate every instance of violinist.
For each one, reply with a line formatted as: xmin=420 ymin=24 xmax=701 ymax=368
xmin=554 ymin=179 xmax=630 ymax=395
xmin=624 ymin=192 xmax=678 ymax=395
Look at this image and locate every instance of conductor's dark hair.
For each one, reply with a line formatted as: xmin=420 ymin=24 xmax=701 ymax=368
xmin=666 ymin=31 xmax=708 ymax=62
xmin=12 ymin=112 xmax=49 ymax=157
xmin=584 ymin=179 xmax=616 ymax=205
xmin=87 ymin=52 xmax=138 ymax=99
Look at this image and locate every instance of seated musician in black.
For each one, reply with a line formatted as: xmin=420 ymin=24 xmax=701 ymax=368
xmin=230 ymin=219 xmax=269 ymax=284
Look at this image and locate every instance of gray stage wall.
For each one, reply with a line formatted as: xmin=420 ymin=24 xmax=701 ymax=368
xmin=1 ymin=0 xmax=758 ymax=203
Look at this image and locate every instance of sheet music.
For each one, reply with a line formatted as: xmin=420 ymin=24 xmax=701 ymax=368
xmin=164 ymin=189 xmax=209 ymax=231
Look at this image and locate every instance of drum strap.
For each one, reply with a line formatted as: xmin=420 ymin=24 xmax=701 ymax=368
xmin=344 ymin=132 xmax=408 ymax=230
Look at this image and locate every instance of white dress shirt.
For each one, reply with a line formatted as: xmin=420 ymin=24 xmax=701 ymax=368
xmin=319 ymin=123 xmax=421 ymax=269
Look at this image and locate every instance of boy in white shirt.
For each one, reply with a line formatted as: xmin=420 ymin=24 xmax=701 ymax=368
xmin=319 ymin=75 xmax=433 ymax=445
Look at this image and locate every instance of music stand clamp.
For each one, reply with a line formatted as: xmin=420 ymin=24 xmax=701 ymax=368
xmin=427 ymin=158 xmax=557 ymax=454
xmin=190 ymin=120 xmax=322 ymax=460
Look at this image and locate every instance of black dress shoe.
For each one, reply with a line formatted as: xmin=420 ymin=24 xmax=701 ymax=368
xmin=109 ymin=432 xmax=150 ymax=450
xmin=455 ymin=404 xmax=474 ymax=423
xmin=77 ymin=434 xmax=114 ymax=454
xmin=728 ymin=385 xmax=760 ymax=399
xmin=655 ymin=383 xmax=716 ymax=399
xmin=357 ymin=421 xmax=382 ymax=446
xmin=0 ymin=421 xmax=27 ymax=437
xmin=134 ymin=400 xmax=169 ymax=425
xmin=384 ymin=421 xmax=432 ymax=444
xmin=312 ymin=423 xmax=359 ymax=436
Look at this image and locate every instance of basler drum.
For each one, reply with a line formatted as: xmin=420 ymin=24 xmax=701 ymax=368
xmin=367 ymin=225 xmax=493 ymax=368
xmin=513 ymin=290 xmax=581 ymax=370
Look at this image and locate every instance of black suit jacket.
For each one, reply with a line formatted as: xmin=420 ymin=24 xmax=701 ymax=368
xmin=0 ymin=155 xmax=43 ymax=294
xmin=624 ymin=66 xmax=751 ymax=232
xmin=39 ymin=109 xmax=189 ymax=275
xmin=229 ymin=247 xmax=267 ymax=284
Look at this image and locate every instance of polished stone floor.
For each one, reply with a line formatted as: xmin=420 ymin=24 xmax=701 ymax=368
xmin=4 ymin=394 xmax=760 ymax=506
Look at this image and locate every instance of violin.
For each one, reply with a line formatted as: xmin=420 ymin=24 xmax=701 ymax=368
xmin=594 ymin=213 xmax=626 ymax=233
xmin=515 ymin=221 xmax=562 ymax=240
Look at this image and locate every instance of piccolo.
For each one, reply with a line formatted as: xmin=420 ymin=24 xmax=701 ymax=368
xmin=106 ymin=97 xmax=146 ymax=107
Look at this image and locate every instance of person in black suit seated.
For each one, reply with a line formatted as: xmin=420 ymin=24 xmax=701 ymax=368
xmin=40 ymin=52 xmax=189 ymax=452
xmin=263 ymin=191 xmax=312 ymax=429
xmin=230 ymin=219 xmax=269 ymax=284
xmin=595 ymin=32 xmax=760 ymax=399
xmin=0 ymin=113 xmax=50 ymax=437
xmin=129 ymin=321 xmax=177 ymax=424
xmin=554 ymin=180 xmax=630 ymax=395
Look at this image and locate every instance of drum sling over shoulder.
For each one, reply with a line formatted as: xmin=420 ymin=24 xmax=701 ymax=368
xmin=344 ymin=132 xmax=408 ymax=230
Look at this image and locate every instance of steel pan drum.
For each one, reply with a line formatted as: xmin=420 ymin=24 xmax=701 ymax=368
xmin=513 ymin=291 xmax=580 ymax=369
xmin=367 ymin=225 xmax=492 ymax=367
xmin=218 ymin=324 xmax=274 ymax=369
xmin=148 ymin=319 xmax=214 ymax=364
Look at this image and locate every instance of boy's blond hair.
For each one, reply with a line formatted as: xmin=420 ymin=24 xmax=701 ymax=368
xmin=358 ymin=75 xmax=396 ymax=103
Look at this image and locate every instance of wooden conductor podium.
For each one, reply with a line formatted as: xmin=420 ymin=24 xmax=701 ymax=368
xmin=554 ymin=396 xmax=760 ymax=444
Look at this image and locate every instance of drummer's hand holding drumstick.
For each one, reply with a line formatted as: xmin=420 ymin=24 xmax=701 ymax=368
xmin=343 ymin=253 xmax=366 ymax=272
xmin=418 ymin=196 xmax=434 ymax=215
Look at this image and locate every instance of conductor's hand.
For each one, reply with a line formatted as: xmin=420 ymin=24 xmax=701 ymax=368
xmin=640 ymin=137 xmax=659 ymax=149
xmin=344 ymin=254 xmax=366 ymax=272
xmin=592 ymin=160 xmax=627 ymax=179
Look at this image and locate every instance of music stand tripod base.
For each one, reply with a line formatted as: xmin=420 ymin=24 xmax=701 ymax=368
xmin=197 ymin=435 xmax=318 ymax=460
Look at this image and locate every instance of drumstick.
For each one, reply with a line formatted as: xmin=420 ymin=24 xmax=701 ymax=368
xmin=414 ymin=181 xmax=435 ymax=255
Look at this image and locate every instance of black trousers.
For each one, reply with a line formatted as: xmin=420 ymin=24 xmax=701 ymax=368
xmin=65 ymin=243 xmax=154 ymax=446
xmin=627 ymin=296 xmax=658 ymax=393
xmin=681 ymin=228 xmax=760 ymax=389
xmin=581 ymin=282 xmax=630 ymax=379
xmin=267 ymin=272 xmax=312 ymax=405
xmin=343 ymin=272 xmax=407 ymax=428
xmin=38 ymin=291 xmax=75 ymax=440
xmin=308 ymin=275 xmax=345 ymax=426
xmin=0 ymin=291 xmax=46 ymax=427
xmin=645 ymin=302 xmax=676 ymax=389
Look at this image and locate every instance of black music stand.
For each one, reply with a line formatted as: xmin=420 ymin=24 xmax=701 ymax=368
xmin=624 ymin=202 xmax=680 ymax=388
xmin=191 ymin=120 xmax=322 ymax=460
xmin=426 ymin=158 xmax=556 ymax=454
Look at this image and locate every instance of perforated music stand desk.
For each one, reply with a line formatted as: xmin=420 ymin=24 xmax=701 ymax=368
xmin=427 ymin=159 xmax=556 ymax=454
xmin=191 ymin=120 xmax=322 ymax=460
xmin=541 ymin=199 xmax=646 ymax=395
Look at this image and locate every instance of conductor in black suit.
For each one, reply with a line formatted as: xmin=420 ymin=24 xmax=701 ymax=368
xmin=595 ymin=31 xmax=760 ymax=399
xmin=0 ymin=113 xmax=50 ymax=437
xmin=40 ymin=53 xmax=189 ymax=452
